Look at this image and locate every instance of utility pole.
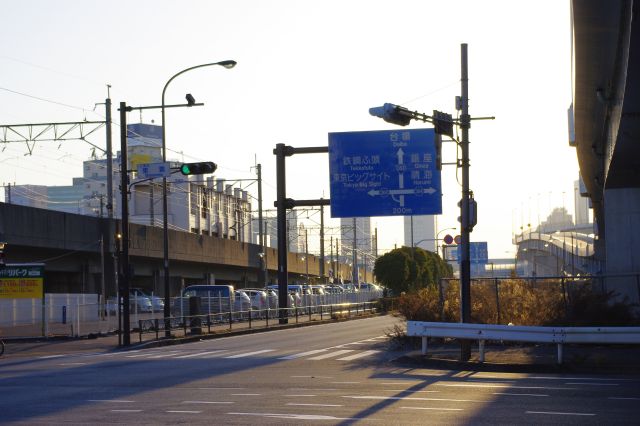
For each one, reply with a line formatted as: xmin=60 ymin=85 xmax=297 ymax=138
xmin=459 ymin=43 xmax=472 ymax=361
xmin=105 ymin=95 xmax=114 ymax=220
xmin=256 ymin=163 xmax=266 ymax=287
xmin=118 ymin=102 xmax=131 ymax=346
xmin=320 ymin=201 xmax=325 ymax=280
xmin=330 ymin=235 xmax=334 ymax=282
xmin=352 ymin=217 xmax=358 ymax=285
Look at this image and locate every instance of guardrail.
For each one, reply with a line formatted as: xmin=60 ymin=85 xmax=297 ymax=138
xmin=407 ymin=320 xmax=640 ymax=364
xmin=138 ymin=301 xmax=378 ymax=342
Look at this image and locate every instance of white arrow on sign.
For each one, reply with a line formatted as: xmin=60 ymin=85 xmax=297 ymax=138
xmin=367 ymin=187 xmax=437 ymax=197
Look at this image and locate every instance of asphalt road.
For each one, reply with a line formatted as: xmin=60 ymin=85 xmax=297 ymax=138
xmin=1 ymin=315 xmax=639 ymax=425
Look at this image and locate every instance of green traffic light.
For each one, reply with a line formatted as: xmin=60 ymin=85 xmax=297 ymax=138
xmin=180 ymin=164 xmax=191 ymax=175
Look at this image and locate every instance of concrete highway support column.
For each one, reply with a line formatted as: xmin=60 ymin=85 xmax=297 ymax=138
xmin=604 ymin=187 xmax=640 ymax=304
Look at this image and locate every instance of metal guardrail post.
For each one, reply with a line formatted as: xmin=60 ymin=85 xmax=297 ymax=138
xmin=494 ymin=278 xmax=501 ymax=325
xmin=155 ymin=318 xmax=159 ymax=340
xmin=320 ymin=305 xmax=323 ymax=320
xmin=138 ymin=320 xmax=142 ymax=342
xmin=308 ymin=305 xmax=312 ymax=321
xmin=295 ymin=306 xmax=299 ymax=323
xmin=266 ymin=308 xmax=269 ymax=328
xmin=561 ymin=277 xmax=568 ymax=315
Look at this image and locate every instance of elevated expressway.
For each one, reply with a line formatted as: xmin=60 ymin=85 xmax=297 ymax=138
xmin=514 ymin=228 xmax=600 ymax=277
xmin=557 ymin=1 xmax=640 ymax=300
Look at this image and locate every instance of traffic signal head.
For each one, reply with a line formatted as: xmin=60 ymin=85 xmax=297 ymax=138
xmin=432 ymin=110 xmax=454 ymax=137
xmin=369 ymin=103 xmax=412 ymax=126
xmin=180 ymin=161 xmax=217 ymax=175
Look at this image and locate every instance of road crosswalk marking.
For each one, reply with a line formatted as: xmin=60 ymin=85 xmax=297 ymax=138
xmin=278 ymin=349 xmax=327 ymax=360
xmin=336 ymin=350 xmax=380 ymax=361
xmin=224 ymin=349 xmax=275 ymax=359
xmin=39 ymin=341 xmax=386 ymax=363
xmin=309 ymin=349 xmax=355 ymax=360
xmin=175 ymin=350 xmax=227 ymax=358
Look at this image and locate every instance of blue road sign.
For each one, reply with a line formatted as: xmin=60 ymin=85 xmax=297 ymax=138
xmin=328 ymin=129 xmax=442 ymax=218
xmin=456 ymin=242 xmax=489 ymax=264
xmin=137 ymin=162 xmax=171 ymax=179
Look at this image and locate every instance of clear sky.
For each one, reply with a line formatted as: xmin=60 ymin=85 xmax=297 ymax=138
xmin=0 ymin=0 xmax=577 ymax=258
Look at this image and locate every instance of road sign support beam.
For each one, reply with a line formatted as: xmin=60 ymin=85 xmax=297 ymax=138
xmin=274 ymin=143 xmax=330 ymax=324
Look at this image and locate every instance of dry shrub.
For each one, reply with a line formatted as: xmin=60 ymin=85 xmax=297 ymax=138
xmin=397 ymin=278 xmax=638 ymax=326
xmin=397 ymin=286 xmax=443 ymax=322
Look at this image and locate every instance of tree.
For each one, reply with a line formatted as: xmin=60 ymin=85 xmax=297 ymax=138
xmin=374 ymin=246 xmax=452 ymax=294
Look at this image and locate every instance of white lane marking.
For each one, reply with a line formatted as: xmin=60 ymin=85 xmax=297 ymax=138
xmin=175 ymin=350 xmax=227 ymax=359
xmin=148 ymin=351 xmax=186 ymax=359
xmin=337 ymin=350 xmax=380 ymax=361
xmin=284 ymin=394 xmax=316 ymax=397
xmin=380 ymin=382 xmax=423 ymax=385
xmin=291 ymin=375 xmax=333 ymax=379
xmin=279 ymin=349 xmax=327 ymax=360
xmin=89 ymin=399 xmax=135 ymax=403
xmin=344 ymin=396 xmax=482 ymax=403
xmin=331 ymin=381 xmax=361 ymax=384
xmin=231 ymin=394 xmax=261 ymax=396
xmin=182 ymin=401 xmax=234 ymax=404
xmin=125 ymin=352 xmax=169 ymax=358
xmin=227 ymin=412 xmax=366 ymax=421
xmin=493 ymin=392 xmax=549 ymax=397
xmin=167 ymin=410 xmax=202 ymax=414
xmin=437 ymin=383 xmax=576 ymax=390
xmin=609 ymin=397 xmax=640 ymax=400
xmin=309 ymin=349 xmax=354 ymax=360
xmin=224 ymin=349 xmax=275 ymax=359
xmin=111 ymin=409 xmax=142 ymax=413
xmin=383 ymin=390 xmax=440 ymax=394
xmin=565 ymin=382 xmax=619 ymax=386
xmin=526 ymin=411 xmax=595 ymax=416
xmin=39 ymin=355 xmax=64 ymax=359
xmin=525 ymin=376 xmax=630 ymax=381
xmin=200 ymin=351 xmax=232 ymax=358
xmin=402 ymin=407 xmax=463 ymax=412
xmin=286 ymin=403 xmax=344 ymax=407
xmin=288 ymin=388 xmax=338 ymax=391
xmin=195 ymin=387 xmax=245 ymax=390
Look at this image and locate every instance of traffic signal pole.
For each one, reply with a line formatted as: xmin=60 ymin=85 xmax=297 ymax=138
xmin=459 ymin=43 xmax=472 ymax=361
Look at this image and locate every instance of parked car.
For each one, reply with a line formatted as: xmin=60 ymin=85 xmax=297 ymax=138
xmin=107 ymin=295 xmax=153 ymax=314
xmin=242 ymin=289 xmax=268 ymax=310
xmin=309 ymin=285 xmax=326 ymax=295
xmin=265 ymin=288 xmax=278 ymax=309
xmin=130 ymin=288 xmax=164 ymax=312
xmin=234 ymin=290 xmax=252 ymax=319
xmin=175 ymin=284 xmax=235 ymax=317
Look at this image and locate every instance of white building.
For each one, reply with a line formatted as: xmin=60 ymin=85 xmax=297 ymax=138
xmin=340 ymin=217 xmax=373 ymax=281
xmin=4 ymin=123 xmax=252 ymax=242
xmin=403 ymin=215 xmax=437 ymax=253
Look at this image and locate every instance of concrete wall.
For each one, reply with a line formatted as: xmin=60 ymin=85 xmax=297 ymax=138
xmin=604 ymin=188 xmax=640 ymax=303
xmin=0 ymin=202 xmax=352 ymax=294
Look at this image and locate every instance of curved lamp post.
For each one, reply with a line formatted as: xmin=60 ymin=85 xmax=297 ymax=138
xmin=161 ymin=60 xmax=236 ymax=336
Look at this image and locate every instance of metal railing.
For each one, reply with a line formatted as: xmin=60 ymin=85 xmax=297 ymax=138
xmin=137 ymin=300 xmax=379 ymax=343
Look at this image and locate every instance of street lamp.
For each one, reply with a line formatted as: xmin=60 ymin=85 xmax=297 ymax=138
xmin=161 ymin=60 xmax=236 ymax=337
